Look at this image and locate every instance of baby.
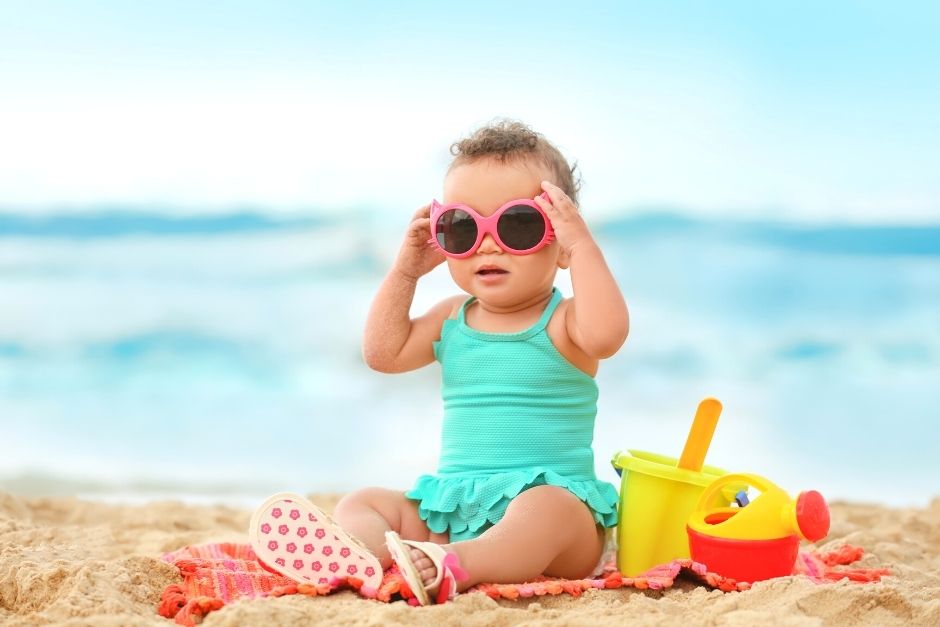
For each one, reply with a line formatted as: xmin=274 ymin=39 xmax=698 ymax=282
xmin=249 ymin=120 xmax=629 ymax=605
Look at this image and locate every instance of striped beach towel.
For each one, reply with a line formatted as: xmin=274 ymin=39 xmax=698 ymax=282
xmin=157 ymin=542 xmax=888 ymax=626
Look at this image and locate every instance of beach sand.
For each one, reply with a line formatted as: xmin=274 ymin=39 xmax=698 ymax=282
xmin=1 ymin=491 xmax=937 ymax=626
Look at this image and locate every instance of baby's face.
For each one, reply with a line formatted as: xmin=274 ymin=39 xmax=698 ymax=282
xmin=441 ymin=157 xmax=564 ymax=308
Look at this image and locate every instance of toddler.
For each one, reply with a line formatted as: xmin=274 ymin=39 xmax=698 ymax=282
xmin=249 ymin=119 xmax=629 ymax=605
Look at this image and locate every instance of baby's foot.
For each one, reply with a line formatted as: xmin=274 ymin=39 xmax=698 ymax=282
xmin=385 ymin=531 xmax=468 ymax=605
xmin=408 ymin=545 xmax=439 ymax=590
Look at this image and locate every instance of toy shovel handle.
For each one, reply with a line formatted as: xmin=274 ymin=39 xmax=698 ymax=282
xmin=677 ymin=397 xmax=722 ymax=471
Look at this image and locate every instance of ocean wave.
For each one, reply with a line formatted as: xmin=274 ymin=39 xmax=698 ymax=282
xmin=599 ymin=213 xmax=940 ymax=256
xmin=0 ymin=210 xmax=321 ymax=238
xmin=775 ymin=341 xmax=843 ymax=361
xmin=0 ymin=469 xmax=279 ymax=500
xmin=0 ymin=330 xmax=281 ymax=370
xmin=83 ymin=329 xmax=256 ymax=362
xmin=2 ymin=209 xmax=938 ymax=258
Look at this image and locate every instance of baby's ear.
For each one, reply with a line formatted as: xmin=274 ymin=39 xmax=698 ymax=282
xmin=556 ymin=248 xmax=571 ymax=270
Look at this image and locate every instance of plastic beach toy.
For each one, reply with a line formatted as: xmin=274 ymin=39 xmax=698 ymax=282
xmin=677 ymin=397 xmax=722 ymax=472
xmin=612 ymin=398 xmax=735 ymax=576
xmin=687 ymin=473 xmax=830 ymax=582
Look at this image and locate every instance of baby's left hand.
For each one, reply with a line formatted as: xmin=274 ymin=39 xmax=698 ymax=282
xmin=535 ymin=181 xmax=594 ymax=255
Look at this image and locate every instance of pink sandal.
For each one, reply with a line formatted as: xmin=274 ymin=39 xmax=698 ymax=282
xmin=248 ymin=492 xmax=383 ymax=592
xmin=385 ymin=531 xmax=469 ymax=606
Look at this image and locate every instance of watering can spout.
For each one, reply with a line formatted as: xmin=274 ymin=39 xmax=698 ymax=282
xmin=785 ymin=490 xmax=830 ymax=542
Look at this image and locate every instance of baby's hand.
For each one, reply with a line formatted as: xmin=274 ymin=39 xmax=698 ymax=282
xmin=393 ymin=203 xmax=446 ymax=281
xmin=535 ymin=181 xmax=594 ymax=255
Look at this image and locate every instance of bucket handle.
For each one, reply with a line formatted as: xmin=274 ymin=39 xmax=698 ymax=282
xmin=610 ymin=451 xmax=625 ymax=477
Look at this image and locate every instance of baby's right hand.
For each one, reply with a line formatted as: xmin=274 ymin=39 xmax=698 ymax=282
xmin=393 ymin=203 xmax=446 ymax=281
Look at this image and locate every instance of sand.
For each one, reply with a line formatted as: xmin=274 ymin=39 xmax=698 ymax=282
xmin=1 ymin=491 xmax=938 ymax=626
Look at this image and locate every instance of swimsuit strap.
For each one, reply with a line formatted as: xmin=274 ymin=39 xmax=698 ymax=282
xmin=456 ymin=287 xmax=562 ymax=333
xmin=533 ymin=287 xmax=564 ymax=332
xmin=456 ymin=297 xmax=473 ymax=323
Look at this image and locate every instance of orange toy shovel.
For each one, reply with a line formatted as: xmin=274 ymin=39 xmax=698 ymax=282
xmin=677 ymin=397 xmax=723 ymax=472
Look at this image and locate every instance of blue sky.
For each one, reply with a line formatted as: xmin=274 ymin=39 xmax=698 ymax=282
xmin=1 ymin=1 xmax=938 ymax=222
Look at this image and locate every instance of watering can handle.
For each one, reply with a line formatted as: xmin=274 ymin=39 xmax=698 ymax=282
xmin=694 ymin=472 xmax=775 ymax=511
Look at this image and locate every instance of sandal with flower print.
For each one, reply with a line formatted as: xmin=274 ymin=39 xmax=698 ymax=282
xmin=385 ymin=530 xmax=469 ymax=605
xmin=248 ymin=492 xmax=383 ymax=592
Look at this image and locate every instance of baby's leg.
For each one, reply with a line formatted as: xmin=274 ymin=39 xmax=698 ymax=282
xmin=408 ymin=485 xmax=604 ymax=592
xmin=333 ymin=487 xmax=448 ymax=568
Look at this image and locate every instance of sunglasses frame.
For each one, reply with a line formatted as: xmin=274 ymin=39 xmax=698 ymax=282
xmin=428 ymin=192 xmax=555 ymax=259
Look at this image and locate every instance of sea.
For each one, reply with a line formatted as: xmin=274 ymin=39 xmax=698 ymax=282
xmin=1 ymin=210 xmax=938 ymax=507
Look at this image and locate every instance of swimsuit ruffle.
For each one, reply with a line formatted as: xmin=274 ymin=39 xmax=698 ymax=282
xmin=405 ymin=469 xmax=619 ymax=542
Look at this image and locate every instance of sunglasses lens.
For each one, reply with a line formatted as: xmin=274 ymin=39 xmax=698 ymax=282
xmin=435 ymin=208 xmax=477 ymax=255
xmin=497 ymin=205 xmax=546 ymax=251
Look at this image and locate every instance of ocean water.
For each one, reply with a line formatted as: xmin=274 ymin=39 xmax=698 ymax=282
xmin=1 ymin=211 xmax=938 ymax=507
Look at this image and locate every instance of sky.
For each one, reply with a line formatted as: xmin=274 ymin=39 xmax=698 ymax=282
xmin=1 ymin=1 xmax=938 ymax=222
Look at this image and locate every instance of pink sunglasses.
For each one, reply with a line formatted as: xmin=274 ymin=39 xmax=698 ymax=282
xmin=429 ymin=193 xmax=555 ymax=259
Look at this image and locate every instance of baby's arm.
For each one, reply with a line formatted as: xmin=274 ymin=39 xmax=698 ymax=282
xmin=536 ymin=181 xmax=629 ymax=359
xmin=362 ymin=204 xmax=463 ymax=373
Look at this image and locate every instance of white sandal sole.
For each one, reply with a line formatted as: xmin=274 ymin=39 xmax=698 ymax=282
xmin=248 ymin=492 xmax=382 ymax=590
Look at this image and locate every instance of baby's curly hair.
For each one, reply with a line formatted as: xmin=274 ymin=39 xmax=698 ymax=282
xmin=449 ymin=119 xmax=582 ymax=206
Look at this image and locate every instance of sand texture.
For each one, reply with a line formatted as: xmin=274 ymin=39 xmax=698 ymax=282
xmin=1 ymin=491 xmax=938 ymax=626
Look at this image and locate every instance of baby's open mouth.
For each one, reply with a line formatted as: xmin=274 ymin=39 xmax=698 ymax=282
xmin=476 ymin=266 xmax=507 ymax=275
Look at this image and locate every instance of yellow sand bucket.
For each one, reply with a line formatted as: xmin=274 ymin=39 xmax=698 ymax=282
xmin=611 ymin=449 xmax=735 ymax=575
xmin=612 ymin=398 xmax=738 ymax=576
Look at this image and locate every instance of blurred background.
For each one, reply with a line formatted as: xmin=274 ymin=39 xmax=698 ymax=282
xmin=1 ymin=2 xmax=937 ymax=507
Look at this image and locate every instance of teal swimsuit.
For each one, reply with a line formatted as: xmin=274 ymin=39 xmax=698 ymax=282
xmin=406 ymin=288 xmax=619 ymax=542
